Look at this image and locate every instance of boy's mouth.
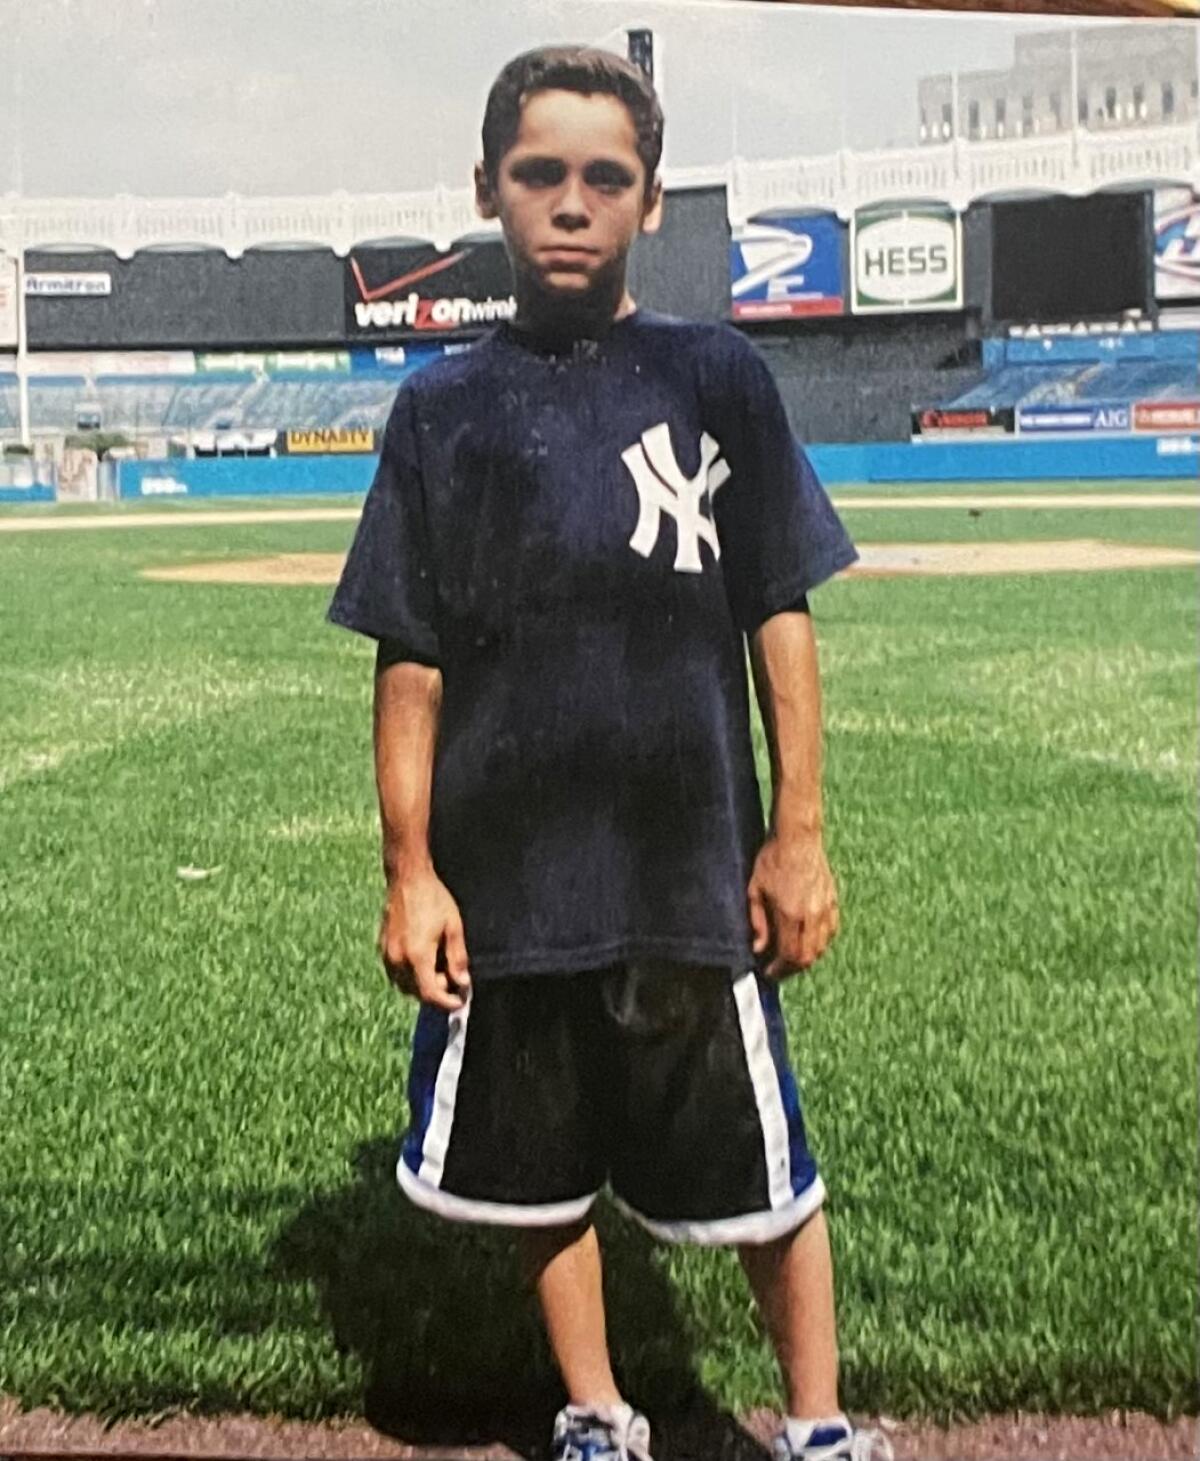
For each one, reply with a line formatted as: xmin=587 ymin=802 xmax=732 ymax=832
xmin=538 ymin=246 xmax=598 ymax=265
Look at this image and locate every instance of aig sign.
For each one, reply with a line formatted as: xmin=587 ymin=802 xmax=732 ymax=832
xmin=852 ymin=205 xmax=962 ymax=314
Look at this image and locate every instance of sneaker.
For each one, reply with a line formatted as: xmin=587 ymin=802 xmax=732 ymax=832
xmin=773 ymin=1416 xmax=894 ymax=1461
xmin=551 ymin=1401 xmax=654 ymax=1461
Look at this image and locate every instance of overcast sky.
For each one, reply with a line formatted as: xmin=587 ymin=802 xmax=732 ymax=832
xmin=0 ymin=0 xmax=1152 ymax=200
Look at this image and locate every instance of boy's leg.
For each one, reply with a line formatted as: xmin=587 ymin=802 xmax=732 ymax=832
xmin=520 ymin=1219 xmax=623 ymax=1408
xmin=738 ymin=1208 xmax=841 ymax=1419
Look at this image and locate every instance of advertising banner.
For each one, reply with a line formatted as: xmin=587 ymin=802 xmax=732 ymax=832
xmin=197 ymin=352 xmax=267 ymax=374
xmin=267 ymin=350 xmax=350 ymax=373
xmin=730 ymin=213 xmax=844 ymax=320
xmin=196 ymin=351 xmax=350 ymax=374
xmin=346 ymin=242 xmax=516 ymax=338
xmin=1016 ymin=402 xmax=1132 ymax=434
xmin=0 ymin=256 xmax=16 ymax=349
xmin=349 ymin=342 xmax=457 ymax=375
xmin=1155 ymin=187 xmax=1200 ymax=302
xmin=23 ymin=350 xmax=196 ymax=377
xmin=280 ymin=427 xmax=377 ymax=455
xmin=911 ymin=405 xmax=1013 ymax=439
xmin=1133 ymin=400 xmax=1200 ymax=433
xmin=851 ymin=204 xmax=962 ymax=314
xmin=24 ymin=271 xmax=112 ymax=298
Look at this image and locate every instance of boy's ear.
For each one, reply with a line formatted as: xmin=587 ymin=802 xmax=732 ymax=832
xmin=474 ymin=162 xmax=498 ymax=221
xmin=640 ymin=175 xmax=664 ymax=237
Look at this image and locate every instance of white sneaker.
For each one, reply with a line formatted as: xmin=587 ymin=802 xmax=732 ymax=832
xmin=550 ymin=1401 xmax=654 ymax=1461
xmin=773 ymin=1416 xmax=895 ymax=1461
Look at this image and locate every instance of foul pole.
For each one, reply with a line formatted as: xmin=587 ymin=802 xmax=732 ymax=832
xmin=16 ymin=251 xmax=31 ymax=449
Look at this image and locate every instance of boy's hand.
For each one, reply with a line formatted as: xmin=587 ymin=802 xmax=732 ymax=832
xmin=747 ymin=832 xmax=840 ymax=980
xmin=378 ymin=869 xmax=472 ymax=1011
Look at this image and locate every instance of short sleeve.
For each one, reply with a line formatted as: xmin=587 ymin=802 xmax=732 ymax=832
xmin=326 ymin=384 xmax=441 ymax=667
xmin=707 ymin=329 xmax=858 ymax=635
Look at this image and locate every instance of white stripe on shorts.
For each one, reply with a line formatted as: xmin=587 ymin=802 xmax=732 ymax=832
xmin=613 ymin=1176 xmax=826 ymax=1247
xmin=416 ymin=997 xmax=473 ymax=1190
xmin=398 ymin=1156 xmax=599 ymax=1227
xmin=732 ymin=969 xmax=794 ymax=1211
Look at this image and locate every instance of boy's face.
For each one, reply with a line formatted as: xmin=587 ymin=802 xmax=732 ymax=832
xmin=475 ymin=88 xmax=663 ymax=310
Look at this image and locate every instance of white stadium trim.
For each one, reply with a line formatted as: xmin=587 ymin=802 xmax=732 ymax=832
xmin=1 ymin=120 xmax=1196 ymax=259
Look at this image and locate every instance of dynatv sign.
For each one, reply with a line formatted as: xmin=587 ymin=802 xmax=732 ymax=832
xmin=851 ymin=205 xmax=962 ymax=314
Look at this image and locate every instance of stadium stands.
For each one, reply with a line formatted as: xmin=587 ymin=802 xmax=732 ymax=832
xmin=0 ymin=372 xmax=401 ymax=435
xmin=943 ymin=357 xmax=1198 ymax=411
xmin=1 ymin=328 xmax=1197 ymax=445
xmin=752 ymin=315 xmax=988 ymax=443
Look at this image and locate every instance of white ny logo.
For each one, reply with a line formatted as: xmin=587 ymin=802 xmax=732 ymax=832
xmin=621 ymin=422 xmax=732 ymax=573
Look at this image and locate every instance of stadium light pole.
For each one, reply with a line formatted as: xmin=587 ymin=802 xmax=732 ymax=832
xmin=589 ymin=22 xmax=661 ymax=104
xmin=16 ymin=252 xmax=31 ymax=451
xmin=1069 ymin=26 xmax=1080 ymax=167
xmin=12 ymin=4 xmax=31 ymax=451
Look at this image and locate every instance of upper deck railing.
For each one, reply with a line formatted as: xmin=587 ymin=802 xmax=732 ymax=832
xmin=1 ymin=119 xmax=1196 ymax=258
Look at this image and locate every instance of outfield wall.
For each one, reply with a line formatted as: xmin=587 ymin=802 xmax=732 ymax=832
xmin=0 ymin=461 xmax=56 ymax=503
xmin=113 ymin=434 xmax=1200 ymax=500
xmin=809 ymin=436 xmax=1199 ymax=483
xmin=0 ymin=485 xmax=55 ymax=503
xmin=117 ymin=457 xmax=376 ymax=499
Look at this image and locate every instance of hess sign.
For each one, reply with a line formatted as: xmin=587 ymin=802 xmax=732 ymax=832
xmin=852 ymin=206 xmax=962 ymax=314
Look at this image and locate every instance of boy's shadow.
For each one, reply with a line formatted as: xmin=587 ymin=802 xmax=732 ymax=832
xmin=271 ymin=1137 xmax=771 ymax=1460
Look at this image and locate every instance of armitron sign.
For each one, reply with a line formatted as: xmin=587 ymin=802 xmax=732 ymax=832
xmin=852 ymin=205 xmax=962 ymax=314
xmin=24 ymin=271 xmax=112 ymax=297
xmin=282 ymin=428 xmax=376 ymax=454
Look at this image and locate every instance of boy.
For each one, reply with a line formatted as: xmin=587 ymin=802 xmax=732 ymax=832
xmin=328 ymin=45 xmax=891 ymax=1461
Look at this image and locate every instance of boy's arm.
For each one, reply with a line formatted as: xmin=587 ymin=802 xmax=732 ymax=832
xmin=374 ymin=650 xmax=470 ymax=1011
xmin=745 ymin=608 xmax=841 ymax=980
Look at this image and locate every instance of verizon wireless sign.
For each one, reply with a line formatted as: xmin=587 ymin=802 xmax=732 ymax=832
xmin=852 ymin=205 xmax=962 ymax=314
xmin=346 ymin=242 xmax=515 ymax=338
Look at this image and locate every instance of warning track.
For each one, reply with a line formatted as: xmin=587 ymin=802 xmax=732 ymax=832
xmin=0 ymin=508 xmax=361 ymax=534
xmin=0 ymin=493 xmax=1196 ymax=534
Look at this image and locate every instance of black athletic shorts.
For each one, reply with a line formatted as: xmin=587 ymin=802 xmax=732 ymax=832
xmin=397 ymin=961 xmax=825 ymax=1246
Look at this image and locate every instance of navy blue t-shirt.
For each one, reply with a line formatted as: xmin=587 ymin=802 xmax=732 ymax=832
xmin=328 ymin=309 xmax=858 ymax=979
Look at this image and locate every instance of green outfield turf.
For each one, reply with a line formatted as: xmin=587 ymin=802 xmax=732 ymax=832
xmin=0 ymin=485 xmax=1196 ymax=1428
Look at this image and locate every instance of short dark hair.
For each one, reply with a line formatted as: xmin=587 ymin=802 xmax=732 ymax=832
xmin=481 ymin=45 xmax=664 ymax=198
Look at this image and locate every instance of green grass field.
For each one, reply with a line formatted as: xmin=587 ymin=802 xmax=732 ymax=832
xmin=0 ymin=481 xmax=1196 ymax=1430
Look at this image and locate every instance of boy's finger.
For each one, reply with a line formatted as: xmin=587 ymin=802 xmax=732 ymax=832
xmin=747 ymin=887 xmax=770 ymax=954
xmin=418 ymin=971 xmax=465 ymax=1011
xmin=443 ymin=917 xmax=472 ymax=987
xmin=411 ymin=948 xmax=463 ymax=1010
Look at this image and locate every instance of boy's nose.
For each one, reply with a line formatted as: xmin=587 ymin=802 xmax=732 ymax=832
xmin=553 ymin=175 xmax=591 ymax=224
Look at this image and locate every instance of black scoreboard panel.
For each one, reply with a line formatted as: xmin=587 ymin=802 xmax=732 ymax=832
xmin=989 ymin=192 xmax=1151 ymax=323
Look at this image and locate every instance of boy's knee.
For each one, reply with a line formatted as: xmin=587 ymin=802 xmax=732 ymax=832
xmin=517 ymin=1216 xmax=596 ymax=1283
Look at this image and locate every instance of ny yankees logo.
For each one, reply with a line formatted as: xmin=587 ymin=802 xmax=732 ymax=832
xmin=621 ymin=422 xmax=732 ymax=573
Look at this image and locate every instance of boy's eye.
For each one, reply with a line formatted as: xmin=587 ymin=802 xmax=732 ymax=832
xmin=585 ymin=165 xmax=635 ymax=193
xmin=512 ymin=160 xmax=565 ymax=188
xmin=509 ymin=159 xmax=636 ymax=194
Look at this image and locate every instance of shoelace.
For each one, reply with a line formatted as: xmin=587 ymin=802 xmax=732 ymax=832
xmin=779 ymin=1427 xmax=895 ymax=1461
xmin=846 ymin=1427 xmax=894 ymax=1461
xmin=554 ymin=1407 xmax=652 ymax=1461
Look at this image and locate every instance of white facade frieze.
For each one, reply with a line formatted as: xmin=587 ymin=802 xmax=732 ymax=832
xmin=1 ymin=120 xmax=1195 ymax=259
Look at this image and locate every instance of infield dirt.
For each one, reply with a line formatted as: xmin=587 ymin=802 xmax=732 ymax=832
xmin=1 ymin=1396 xmax=1195 ymax=1461
xmin=137 ymin=539 xmax=1200 ymax=586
